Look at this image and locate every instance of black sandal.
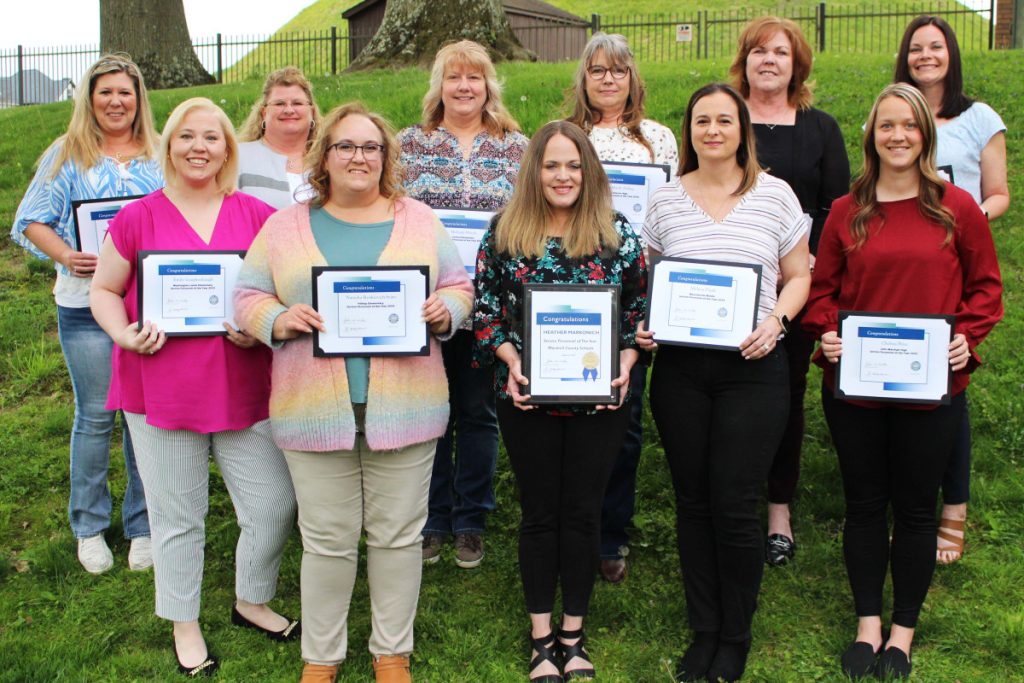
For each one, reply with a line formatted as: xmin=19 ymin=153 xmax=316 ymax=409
xmin=529 ymin=632 xmax=563 ymax=682
xmin=557 ymin=628 xmax=596 ymax=681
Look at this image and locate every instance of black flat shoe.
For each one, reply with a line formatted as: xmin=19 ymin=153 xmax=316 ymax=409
xmin=529 ymin=631 xmax=563 ymax=682
xmin=876 ymin=647 xmax=912 ymax=680
xmin=766 ymin=533 xmax=796 ymax=567
xmin=558 ymin=627 xmax=596 ymax=681
xmin=173 ymin=645 xmax=219 ymax=678
xmin=675 ymin=631 xmax=718 ymax=682
xmin=841 ymin=641 xmax=880 ymax=679
xmin=231 ymin=603 xmax=301 ymax=642
xmin=704 ymin=639 xmax=750 ymax=683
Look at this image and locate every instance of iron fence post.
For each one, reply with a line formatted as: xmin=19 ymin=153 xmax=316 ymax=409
xmin=988 ymin=0 xmax=994 ymax=49
xmin=818 ymin=2 xmax=826 ymax=52
xmin=216 ymin=33 xmax=223 ymax=83
xmin=17 ymin=44 xmax=24 ymax=106
xmin=591 ymin=14 xmax=600 ymax=34
xmin=331 ymin=26 xmax=338 ymax=74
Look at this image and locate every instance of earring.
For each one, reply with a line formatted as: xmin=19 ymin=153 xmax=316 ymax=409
xmin=261 ymin=121 xmax=267 ymax=131
xmin=310 ymin=119 xmax=316 ymax=130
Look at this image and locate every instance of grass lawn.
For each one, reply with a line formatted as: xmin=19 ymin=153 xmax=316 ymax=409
xmin=0 ymin=52 xmax=1022 ymax=682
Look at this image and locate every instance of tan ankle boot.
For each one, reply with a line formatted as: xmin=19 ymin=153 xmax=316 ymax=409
xmin=300 ymin=662 xmax=338 ymax=683
xmin=372 ymin=654 xmax=411 ymax=683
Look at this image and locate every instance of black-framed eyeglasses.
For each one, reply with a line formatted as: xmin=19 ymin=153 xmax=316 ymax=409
xmin=327 ymin=142 xmax=385 ymax=160
xmin=586 ymin=65 xmax=629 ymax=80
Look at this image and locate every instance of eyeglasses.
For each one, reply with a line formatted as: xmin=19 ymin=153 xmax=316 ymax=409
xmin=267 ymin=100 xmax=312 ymax=109
xmin=327 ymin=142 xmax=385 ymax=160
xmin=586 ymin=65 xmax=629 ymax=80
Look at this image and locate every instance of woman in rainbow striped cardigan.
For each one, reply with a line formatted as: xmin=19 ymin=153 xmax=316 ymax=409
xmin=234 ymin=102 xmax=473 ymax=683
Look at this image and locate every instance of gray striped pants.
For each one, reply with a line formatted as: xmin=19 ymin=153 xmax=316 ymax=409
xmin=124 ymin=413 xmax=296 ymax=622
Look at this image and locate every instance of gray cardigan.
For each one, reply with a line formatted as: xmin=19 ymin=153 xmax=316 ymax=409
xmin=237 ymin=141 xmax=302 ymax=210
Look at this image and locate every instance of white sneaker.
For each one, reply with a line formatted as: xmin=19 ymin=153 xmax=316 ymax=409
xmin=77 ymin=534 xmax=113 ymax=574
xmin=128 ymin=537 xmax=153 ymax=571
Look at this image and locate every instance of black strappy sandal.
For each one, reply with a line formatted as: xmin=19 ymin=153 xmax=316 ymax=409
xmin=529 ymin=631 xmax=563 ymax=682
xmin=557 ymin=628 xmax=596 ymax=681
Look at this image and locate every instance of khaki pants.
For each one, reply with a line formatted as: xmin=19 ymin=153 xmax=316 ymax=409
xmin=284 ymin=424 xmax=435 ymax=665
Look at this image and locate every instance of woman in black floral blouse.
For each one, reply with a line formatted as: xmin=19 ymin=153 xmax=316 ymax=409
xmin=474 ymin=120 xmax=646 ymax=683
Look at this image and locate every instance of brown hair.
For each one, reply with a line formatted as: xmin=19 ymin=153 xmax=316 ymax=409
xmin=729 ymin=16 xmax=815 ymax=110
xmin=237 ymin=66 xmax=321 ymax=144
xmin=678 ymin=83 xmax=763 ymax=196
xmin=893 ymin=15 xmax=973 ymax=119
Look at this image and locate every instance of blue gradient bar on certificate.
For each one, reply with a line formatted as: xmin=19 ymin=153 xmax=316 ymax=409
xmin=334 ymin=280 xmax=401 ymax=293
xmin=158 ymin=263 xmax=220 ymax=276
xmin=669 ymin=271 xmax=734 ymax=287
xmin=858 ymin=326 xmax=926 ymax=340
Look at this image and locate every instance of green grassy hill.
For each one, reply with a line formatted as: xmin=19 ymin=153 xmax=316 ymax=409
xmin=1 ymin=51 xmax=1022 ymax=682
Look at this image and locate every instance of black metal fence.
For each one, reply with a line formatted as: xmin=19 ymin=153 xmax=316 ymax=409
xmin=0 ymin=1 xmax=998 ymax=109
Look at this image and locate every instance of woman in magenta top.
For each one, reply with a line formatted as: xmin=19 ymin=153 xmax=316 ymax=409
xmin=91 ymin=98 xmax=299 ymax=678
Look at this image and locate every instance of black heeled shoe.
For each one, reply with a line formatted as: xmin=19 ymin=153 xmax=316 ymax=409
xmin=529 ymin=631 xmax=563 ymax=682
xmin=557 ymin=627 xmax=596 ymax=681
xmin=173 ymin=644 xmax=219 ymax=678
xmin=231 ymin=603 xmax=301 ymax=642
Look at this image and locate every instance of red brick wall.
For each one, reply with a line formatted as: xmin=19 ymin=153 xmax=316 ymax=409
xmin=996 ymin=0 xmax=1014 ymax=48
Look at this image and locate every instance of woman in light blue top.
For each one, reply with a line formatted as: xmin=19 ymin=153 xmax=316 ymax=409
xmin=11 ymin=53 xmax=162 ymax=575
xmin=894 ymin=15 xmax=1010 ymax=565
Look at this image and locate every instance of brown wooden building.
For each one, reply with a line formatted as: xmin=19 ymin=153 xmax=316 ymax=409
xmin=342 ymin=0 xmax=590 ymax=64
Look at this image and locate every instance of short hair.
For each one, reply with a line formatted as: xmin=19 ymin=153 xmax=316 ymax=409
xmin=47 ymin=52 xmax=159 ymax=178
xmin=496 ymin=121 xmax=619 ymax=260
xmin=306 ymin=102 xmax=405 ymax=207
xmin=237 ymin=66 xmax=321 ymax=143
xmin=160 ymin=97 xmax=239 ymax=195
xmin=564 ymin=32 xmax=654 ymax=161
xmin=729 ymin=16 xmax=815 ymax=110
xmin=849 ymin=83 xmax=954 ymax=249
xmin=893 ymin=15 xmax=972 ymax=119
xmin=678 ymin=83 xmax=763 ymax=196
xmin=420 ymin=40 xmax=520 ymax=137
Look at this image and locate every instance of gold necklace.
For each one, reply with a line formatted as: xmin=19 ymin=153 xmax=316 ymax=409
xmin=693 ymin=173 xmax=734 ymax=222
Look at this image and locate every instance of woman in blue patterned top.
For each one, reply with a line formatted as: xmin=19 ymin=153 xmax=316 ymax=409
xmin=398 ymin=40 xmax=530 ymax=570
xmin=474 ymin=121 xmax=646 ymax=682
xmin=11 ymin=54 xmax=162 ymax=575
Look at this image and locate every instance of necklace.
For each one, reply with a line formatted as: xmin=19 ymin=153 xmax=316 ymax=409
xmin=764 ymin=123 xmax=778 ymax=132
xmin=693 ymin=173 xmax=735 ymax=223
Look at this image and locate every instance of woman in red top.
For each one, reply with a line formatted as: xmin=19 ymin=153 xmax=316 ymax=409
xmin=803 ymin=82 xmax=1001 ymax=680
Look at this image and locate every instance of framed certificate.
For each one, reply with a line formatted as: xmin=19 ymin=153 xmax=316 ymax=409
xmin=601 ymin=161 xmax=671 ymax=234
xmin=522 ymin=283 xmax=620 ymax=405
xmin=646 ymin=257 xmax=762 ymax=350
xmin=312 ymin=266 xmax=430 ymax=357
xmin=432 ymin=208 xmax=494 ymax=280
xmin=836 ymin=311 xmax=954 ymax=405
xmin=72 ymin=195 xmax=145 ymax=256
xmin=137 ymin=250 xmax=246 ymax=337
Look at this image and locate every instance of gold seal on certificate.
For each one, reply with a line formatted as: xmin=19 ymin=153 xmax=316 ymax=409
xmin=431 ymin=207 xmax=494 ymax=281
xmin=136 ymin=250 xmax=246 ymax=336
xmin=646 ymin=257 xmax=763 ymax=350
xmin=72 ymin=195 xmax=145 ymax=256
xmin=311 ymin=266 xmax=430 ymax=357
xmin=521 ymin=283 xmax=621 ymax=405
xmin=836 ymin=311 xmax=954 ymax=405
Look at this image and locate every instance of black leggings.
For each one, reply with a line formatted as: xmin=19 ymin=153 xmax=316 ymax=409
xmin=821 ymin=386 xmax=965 ymax=628
xmin=650 ymin=345 xmax=789 ymax=643
xmin=497 ymin=400 xmax=630 ymax=616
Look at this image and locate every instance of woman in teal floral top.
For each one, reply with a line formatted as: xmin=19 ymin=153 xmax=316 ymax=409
xmin=474 ymin=121 xmax=646 ymax=683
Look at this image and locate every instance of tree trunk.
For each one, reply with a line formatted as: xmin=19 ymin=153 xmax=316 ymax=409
xmin=100 ymin=0 xmax=215 ymax=90
xmin=349 ymin=0 xmax=533 ymax=71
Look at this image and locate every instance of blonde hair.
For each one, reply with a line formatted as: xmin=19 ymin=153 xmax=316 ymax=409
xmin=849 ymin=83 xmax=954 ymax=250
xmin=730 ymin=16 xmax=815 ymax=111
xmin=306 ymin=102 xmax=405 ymax=207
xmin=160 ymin=97 xmax=239 ymax=195
xmin=497 ymin=121 xmax=619 ymax=260
xmin=564 ymin=33 xmax=654 ymax=162
xmin=237 ymin=66 xmax=321 ymax=143
xmin=45 ymin=53 xmax=159 ymax=178
xmin=421 ymin=40 xmax=521 ymax=137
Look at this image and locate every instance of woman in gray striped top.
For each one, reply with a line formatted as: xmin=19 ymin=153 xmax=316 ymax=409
xmin=636 ymin=83 xmax=810 ymax=683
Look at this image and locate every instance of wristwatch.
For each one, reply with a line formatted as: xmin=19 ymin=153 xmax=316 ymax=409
xmin=768 ymin=312 xmax=790 ymax=334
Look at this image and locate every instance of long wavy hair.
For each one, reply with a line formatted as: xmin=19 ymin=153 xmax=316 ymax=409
xmin=305 ymin=102 xmax=405 ymax=207
xmin=893 ymin=15 xmax=973 ymax=119
xmin=420 ymin=40 xmax=520 ymax=137
xmin=564 ymin=33 xmax=654 ymax=162
xmin=45 ymin=53 xmax=159 ymax=178
xmin=678 ymin=83 xmax=763 ymax=196
xmin=729 ymin=16 xmax=815 ymax=110
xmin=849 ymin=83 xmax=954 ymax=250
xmin=160 ymin=97 xmax=240 ymax=196
xmin=496 ymin=121 xmax=618 ymax=260
xmin=237 ymin=66 xmax=322 ymax=144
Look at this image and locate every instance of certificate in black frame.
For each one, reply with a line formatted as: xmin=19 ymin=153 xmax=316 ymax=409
xmin=521 ymin=283 xmax=621 ymax=405
xmin=136 ymin=250 xmax=247 ymax=337
xmin=311 ymin=265 xmax=431 ymax=358
xmin=72 ymin=194 xmax=146 ymax=255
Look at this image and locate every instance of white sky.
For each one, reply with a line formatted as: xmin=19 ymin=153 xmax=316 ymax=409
xmin=1 ymin=0 xmax=319 ymax=49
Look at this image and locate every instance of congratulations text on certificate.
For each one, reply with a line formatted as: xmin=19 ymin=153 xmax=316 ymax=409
xmin=858 ymin=326 xmax=929 ymax=385
xmin=439 ymin=214 xmax=489 ymax=278
xmin=667 ymin=271 xmax=737 ymax=331
xmin=536 ymin=312 xmax=603 ymax=381
xmin=608 ymin=172 xmax=648 ymax=228
xmin=159 ymin=264 xmax=226 ymax=319
xmin=335 ymin=281 xmax=406 ymax=338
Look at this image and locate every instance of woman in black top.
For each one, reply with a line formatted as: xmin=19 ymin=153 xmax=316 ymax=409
xmin=730 ymin=16 xmax=850 ymax=566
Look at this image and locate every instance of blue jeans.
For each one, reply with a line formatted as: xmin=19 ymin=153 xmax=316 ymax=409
xmin=57 ymin=305 xmax=149 ymax=539
xmin=423 ymin=329 xmax=498 ymax=536
xmin=599 ymin=362 xmax=646 ymax=559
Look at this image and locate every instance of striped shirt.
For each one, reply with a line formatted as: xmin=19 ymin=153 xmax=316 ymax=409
xmin=642 ymin=172 xmax=806 ymax=324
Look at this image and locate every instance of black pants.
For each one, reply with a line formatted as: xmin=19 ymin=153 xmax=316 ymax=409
xmin=650 ymin=345 xmax=789 ymax=643
xmin=497 ymin=400 xmax=630 ymax=616
xmin=767 ymin=313 xmax=814 ymax=504
xmin=821 ymin=386 xmax=965 ymax=628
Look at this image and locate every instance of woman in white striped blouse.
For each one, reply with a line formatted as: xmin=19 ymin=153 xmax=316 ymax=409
xmin=636 ymin=83 xmax=810 ymax=683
